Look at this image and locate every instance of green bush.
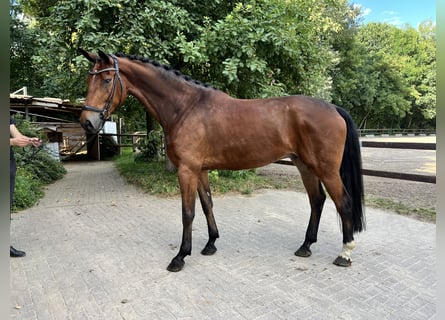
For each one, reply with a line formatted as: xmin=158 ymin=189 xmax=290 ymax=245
xmin=134 ymin=129 xmax=164 ymax=162
xmin=11 ymin=116 xmax=67 ymax=211
xmin=14 ymin=149 xmax=66 ymax=184
xmin=217 ymin=169 xmax=257 ymax=179
xmin=13 ymin=167 xmax=44 ymax=210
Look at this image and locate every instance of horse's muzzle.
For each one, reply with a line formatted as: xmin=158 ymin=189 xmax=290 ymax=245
xmin=81 ymin=119 xmax=101 ymax=135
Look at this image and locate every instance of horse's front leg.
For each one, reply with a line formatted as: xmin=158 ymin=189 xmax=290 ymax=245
xmin=167 ymin=166 xmax=199 ymax=272
xmin=198 ymin=171 xmax=219 ymax=256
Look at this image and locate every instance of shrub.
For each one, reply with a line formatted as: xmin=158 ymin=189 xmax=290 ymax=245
xmin=134 ymin=129 xmax=164 ymax=162
xmin=12 ymin=167 xmax=44 ymax=210
xmin=11 ymin=115 xmax=67 ymax=211
xmin=14 ymin=148 xmax=66 ymax=184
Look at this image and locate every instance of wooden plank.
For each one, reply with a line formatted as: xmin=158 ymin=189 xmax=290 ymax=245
xmin=361 ymin=141 xmax=436 ymax=150
xmin=273 ymin=160 xmax=436 ymax=184
xmin=361 ymin=169 xmax=436 ymax=184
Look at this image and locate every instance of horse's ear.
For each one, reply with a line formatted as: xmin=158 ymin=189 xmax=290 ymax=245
xmin=98 ymin=50 xmax=111 ymax=64
xmin=78 ymin=48 xmax=97 ymax=63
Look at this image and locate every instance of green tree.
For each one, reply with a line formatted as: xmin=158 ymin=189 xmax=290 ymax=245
xmin=405 ymin=21 xmax=436 ymax=129
xmin=19 ymin=0 xmax=354 ymax=101
xmin=12 ymin=0 xmax=435 ymax=132
xmin=19 ymin=0 xmax=199 ymax=100
xmin=178 ymin=0 xmax=354 ymax=99
xmin=15 ymin=0 xmax=354 ymax=131
xmin=331 ymin=21 xmax=436 ymax=129
xmin=10 ymin=0 xmax=45 ymax=96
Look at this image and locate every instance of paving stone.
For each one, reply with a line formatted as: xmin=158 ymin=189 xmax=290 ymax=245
xmin=10 ymin=161 xmax=436 ymax=319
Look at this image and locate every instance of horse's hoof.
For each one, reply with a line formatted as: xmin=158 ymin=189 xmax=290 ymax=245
xmin=201 ymin=244 xmax=217 ymax=256
xmin=295 ymin=247 xmax=312 ymax=258
xmin=167 ymin=258 xmax=185 ymax=272
xmin=333 ymin=256 xmax=352 ymax=267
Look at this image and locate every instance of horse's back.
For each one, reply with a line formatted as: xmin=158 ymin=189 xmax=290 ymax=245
xmin=276 ymin=95 xmax=340 ymax=119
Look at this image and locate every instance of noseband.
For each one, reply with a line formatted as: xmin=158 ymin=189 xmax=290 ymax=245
xmin=82 ymin=54 xmax=123 ymax=120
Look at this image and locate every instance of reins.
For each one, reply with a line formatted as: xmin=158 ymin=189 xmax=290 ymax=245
xmin=82 ymin=54 xmax=123 ymax=121
xmin=20 ymin=140 xmax=44 ymax=163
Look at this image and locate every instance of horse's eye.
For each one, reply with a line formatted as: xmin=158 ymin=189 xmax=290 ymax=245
xmin=104 ymin=78 xmax=112 ymax=85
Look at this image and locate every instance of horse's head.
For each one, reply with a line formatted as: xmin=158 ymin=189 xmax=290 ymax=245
xmin=79 ymin=49 xmax=127 ymax=134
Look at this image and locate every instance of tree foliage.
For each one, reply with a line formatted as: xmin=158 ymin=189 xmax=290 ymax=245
xmin=331 ymin=21 xmax=436 ymax=129
xmin=178 ymin=0 xmax=353 ymax=99
xmin=10 ymin=0 xmax=436 ymax=131
xmin=10 ymin=1 xmax=45 ymax=95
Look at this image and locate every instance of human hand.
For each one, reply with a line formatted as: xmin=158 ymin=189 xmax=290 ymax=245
xmin=13 ymin=136 xmax=33 ymax=147
xmin=29 ymin=137 xmax=42 ymax=147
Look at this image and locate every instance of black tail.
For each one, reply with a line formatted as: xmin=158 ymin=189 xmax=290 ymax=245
xmin=336 ymin=107 xmax=365 ymax=233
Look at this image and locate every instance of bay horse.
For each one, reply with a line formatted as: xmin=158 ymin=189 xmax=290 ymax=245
xmin=79 ymin=49 xmax=365 ymax=272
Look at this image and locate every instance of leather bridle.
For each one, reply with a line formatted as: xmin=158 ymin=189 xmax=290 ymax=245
xmin=82 ymin=54 xmax=123 ymax=121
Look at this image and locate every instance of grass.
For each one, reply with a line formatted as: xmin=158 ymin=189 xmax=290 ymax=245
xmin=114 ymin=150 xmax=290 ymax=197
xmin=365 ymin=196 xmax=435 ymax=223
xmin=114 ymin=149 xmax=435 ymax=223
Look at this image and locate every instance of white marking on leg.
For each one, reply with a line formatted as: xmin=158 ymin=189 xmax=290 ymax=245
xmin=340 ymin=241 xmax=356 ymax=260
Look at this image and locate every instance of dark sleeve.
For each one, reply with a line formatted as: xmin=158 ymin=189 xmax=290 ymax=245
xmin=10 ymin=117 xmax=15 ymax=159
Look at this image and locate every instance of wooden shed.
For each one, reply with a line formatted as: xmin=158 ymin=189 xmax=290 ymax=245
xmin=10 ymin=93 xmax=91 ymax=160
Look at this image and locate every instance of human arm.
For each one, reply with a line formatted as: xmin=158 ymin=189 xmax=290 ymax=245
xmin=10 ymin=123 xmax=41 ymax=147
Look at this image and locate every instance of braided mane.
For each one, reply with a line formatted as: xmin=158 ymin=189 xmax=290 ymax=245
xmin=114 ymin=53 xmax=217 ymax=90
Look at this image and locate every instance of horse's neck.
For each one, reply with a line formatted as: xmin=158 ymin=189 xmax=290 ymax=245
xmin=125 ymin=63 xmax=201 ymax=131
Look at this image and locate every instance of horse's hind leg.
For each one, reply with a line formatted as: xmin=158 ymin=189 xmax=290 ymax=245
xmin=321 ymin=173 xmax=356 ymax=267
xmin=293 ymin=159 xmax=326 ymax=258
xmin=198 ymin=171 xmax=219 ymax=255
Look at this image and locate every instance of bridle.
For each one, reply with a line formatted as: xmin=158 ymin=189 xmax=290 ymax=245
xmin=82 ymin=54 xmax=123 ymax=121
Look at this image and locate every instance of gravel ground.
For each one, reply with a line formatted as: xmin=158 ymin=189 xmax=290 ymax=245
xmin=361 ymin=175 xmax=436 ymax=210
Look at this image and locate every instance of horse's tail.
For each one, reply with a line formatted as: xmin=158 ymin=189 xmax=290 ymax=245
xmin=336 ymin=107 xmax=365 ymax=233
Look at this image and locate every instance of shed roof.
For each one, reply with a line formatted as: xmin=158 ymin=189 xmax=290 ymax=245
xmin=10 ymin=94 xmax=83 ymax=114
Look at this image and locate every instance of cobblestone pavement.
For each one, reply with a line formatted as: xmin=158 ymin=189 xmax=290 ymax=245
xmin=10 ymin=161 xmax=436 ymax=319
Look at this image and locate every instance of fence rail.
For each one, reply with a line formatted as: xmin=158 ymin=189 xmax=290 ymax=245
xmin=358 ymin=128 xmax=435 ymax=136
xmin=360 ymin=141 xmax=436 ymax=150
xmin=361 ymin=168 xmax=435 ymax=184
xmin=276 ymin=141 xmax=436 ymax=184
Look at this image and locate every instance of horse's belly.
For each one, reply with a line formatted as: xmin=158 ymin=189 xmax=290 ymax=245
xmin=203 ymin=146 xmax=291 ymax=170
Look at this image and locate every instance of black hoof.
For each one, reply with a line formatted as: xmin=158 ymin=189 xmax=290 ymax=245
xmin=333 ymin=256 xmax=352 ymax=267
xmin=167 ymin=258 xmax=185 ymax=272
xmin=201 ymin=244 xmax=217 ymax=256
xmin=295 ymin=246 xmax=312 ymax=258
